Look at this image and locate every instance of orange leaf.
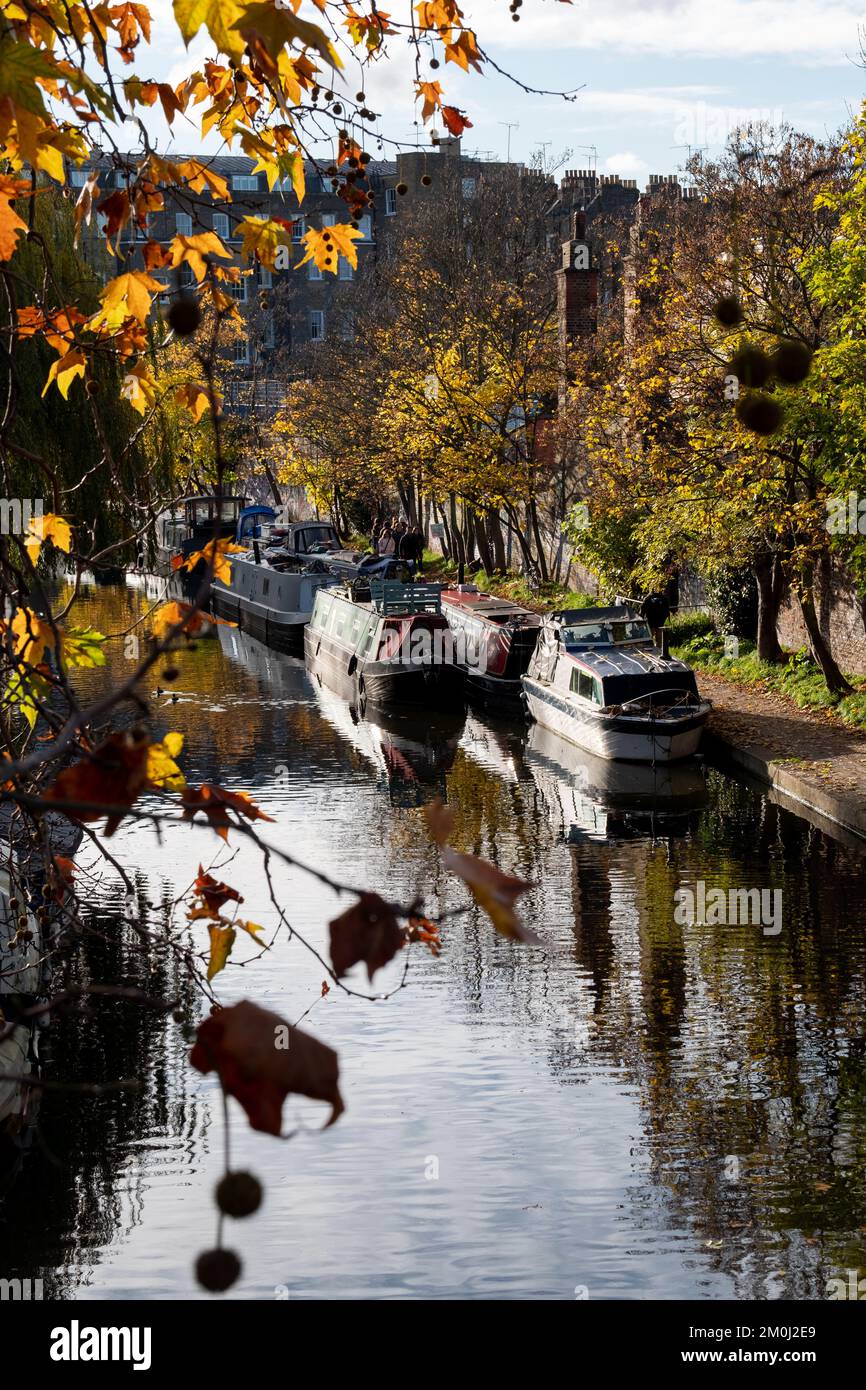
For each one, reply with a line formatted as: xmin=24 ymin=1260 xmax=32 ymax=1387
xmin=181 ymin=783 xmax=274 ymax=841
xmin=0 ymin=175 xmax=30 ymax=263
xmin=43 ymin=729 xmax=151 ymax=835
xmin=441 ymin=105 xmax=473 ymax=137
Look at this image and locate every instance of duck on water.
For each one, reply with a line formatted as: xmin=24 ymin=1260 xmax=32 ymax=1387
xmin=522 ymin=606 xmax=711 ymax=763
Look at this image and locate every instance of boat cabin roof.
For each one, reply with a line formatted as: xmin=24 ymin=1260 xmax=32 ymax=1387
xmin=323 ymin=580 xmax=443 ymax=617
xmin=442 ymin=585 xmax=539 ymax=622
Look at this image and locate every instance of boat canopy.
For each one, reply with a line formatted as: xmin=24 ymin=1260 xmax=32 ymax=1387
xmin=368 ymin=581 xmax=443 ymax=615
xmin=576 ymin=647 xmax=699 ymax=705
xmin=236 ymin=505 xmax=276 ymax=541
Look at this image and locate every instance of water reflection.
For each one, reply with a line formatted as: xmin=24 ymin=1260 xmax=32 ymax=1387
xmin=0 ymin=583 xmax=864 ymax=1299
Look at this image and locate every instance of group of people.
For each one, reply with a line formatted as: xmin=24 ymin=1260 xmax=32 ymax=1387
xmin=373 ymin=519 xmax=425 ymax=570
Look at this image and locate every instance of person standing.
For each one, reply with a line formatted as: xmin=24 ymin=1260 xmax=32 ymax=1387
xmin=378 ymin=527 xmax=396 ymax=558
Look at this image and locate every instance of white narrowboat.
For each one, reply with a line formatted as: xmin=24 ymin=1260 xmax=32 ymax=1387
xmin=522 ymin=607 xmax=711 ymax=763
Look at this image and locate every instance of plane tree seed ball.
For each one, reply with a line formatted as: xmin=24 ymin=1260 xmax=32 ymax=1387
xmin=167 ymin=297 xmax=201 ymax=338
xmin=729 ymin=343 xmax=771 ymax=389
xmin=396 ymin=182 xmax=408 ymax=196
xmin=714 ymin=296 xmax=743 ymax=327
xmin=735 ymin=392 xmax=782 ymax=436
xmin=216 ymin=1171 xmax=263 ymax=1218
xmin=771 ymin=340 xmax=813 ymax=384
xmin=195 ymin=1249 xmax=242 ymax=1292
xmin=421 ymin=174 xmax=432 ymax=186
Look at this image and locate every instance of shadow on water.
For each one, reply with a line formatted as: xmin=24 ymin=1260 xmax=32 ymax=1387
xmin=0 ymin=581 xmax=864 ymax=1298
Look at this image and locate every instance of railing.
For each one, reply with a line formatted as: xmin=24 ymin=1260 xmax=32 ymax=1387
xmin=368 ymin=581 xmax=443 ymax=615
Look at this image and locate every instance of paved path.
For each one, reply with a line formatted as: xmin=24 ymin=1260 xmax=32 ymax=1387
xmin=698 ymin=672 xmax=866 ymax=839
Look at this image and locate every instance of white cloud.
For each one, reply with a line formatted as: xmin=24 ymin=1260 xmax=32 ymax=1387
xmin=467 ymin=0 xmax=863 ymax=63
xmin=602 ymin=150 xmax=650 ymax=179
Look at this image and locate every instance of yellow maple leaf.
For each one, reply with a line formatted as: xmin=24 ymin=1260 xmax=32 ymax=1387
xmin=181 ymin=537 xmax=246 ymax=583
xmin=231 ymin=2 xmax=343 ymax=69
xmin=237 ymin=215 xmax=291 ymax=269
xmin=169 ymin=230 xmax=231 ymax=281
xmin=147 ymin=731 xmax=186 ymax=791
xmin=42 ymin=348 xmax=86 ymax=400
xmin=175 ymin=382 xmax=217 ymax=422
xmin=173 ymin=0 xmax=247 ymax=61
xmin=24 ymin=512 xmax=72 ymax=565
xmin=416 ymin=80 xmax=442 ymax=122
xmin=94 ymin=270 xmax=165 ymax=328
xmin=10 ymin=607 xmax=57 ymax=666
xmin=121 ymin=362 xmax=157 ymax=415
xmin=297 ymin=223 xmax=363 ymax=275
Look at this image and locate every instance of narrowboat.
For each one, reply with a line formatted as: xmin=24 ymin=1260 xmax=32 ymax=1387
xmin=440 ymin=584 xmax=541 ymax=703
xmin=522 ymin=607 xmax=710 ymax=763
xmin=304 ymin=580 xmax=463 ymax=710
xmin=154 ymin=493 xmax=248 ymax=573
xmin=210 ymin=547 xmax=339 ymax=655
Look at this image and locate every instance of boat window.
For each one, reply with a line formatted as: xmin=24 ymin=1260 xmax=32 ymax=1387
xmin=562 ymin=622 xmax=609 ymax=645
xmin=610 ymin=620 xmax=652 ymax=643
xmin=570 ymin=668 xmax=602 ymax=703
xmin=334 ymin=607 xmax=347 ymax=639
xmin=261 ymin=578 xmax=269 ymax=597
xmin=349 ymin=614 xmax=362 ymax=647
xmin=304 ymin=526 xmax=338 ymax=553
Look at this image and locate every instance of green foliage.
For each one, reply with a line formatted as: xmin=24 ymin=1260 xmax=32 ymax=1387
xmin=703 ymin=566 xmax=758 ymax=639
xmin=673 ymin=632 xmax=866 ymax=729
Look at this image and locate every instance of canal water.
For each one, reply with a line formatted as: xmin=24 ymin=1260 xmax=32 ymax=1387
xmin=2 ymin=581 xmax=865 ymax=1300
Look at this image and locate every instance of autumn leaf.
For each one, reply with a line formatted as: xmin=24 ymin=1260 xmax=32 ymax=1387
xmin=173 ymin=0 xmax=247 ymax=62
xmin=175 ymin=382 xmax=218 ymax=422
xmin=329 ymin=892 xmax=405 ymax=981
xmin=152 ymin=599 xmax=209 ymax=639
xmin=0 ymin=174 xmax=30 ymax=262
xmin=120 ymin=362 xmax=157 ymax=415
xmin=146 ymin=731 xmax=186 ymax=790
xmin=24 ymin=512 xmax=72 ymax=565
xmin=169 ymin=230 xmax=231 ymax=282
xmin=416 ymin=80 xmax=442 ymax=123
xmin=231 ymin=2 xmax=343 ymax=70
xmin=297 ymin=223 xmax=363 ymax=275
xmin=61 ymin=627 xmax=107 ymax=669
xmin=42 ymin=349 xmax=86 ymax=400
xmin=192 ymin=866 xmax=244 ymax=918
xmin=424 ymin=798 xmax=540 ymax=943
xmin=442 ymin=105 xmax=473 ymax=137
xmin=181 ymin=536 xmax=246 ymax=582
xmin=189 ymin=1000 xmax=344 ymax=1133
xmin=50 ymin=854 xmax=76 ymax=903
xmin=43 ymin=729 xmax=151 ymax=835
xmin=237 ymin=215 xmax=291 ymax=269
xmin=207 ymin=923 xmax=236 ymax=980
xmin=181 ymin=783 xmax=274 ymax=841
xmin=10 ymin=607 xmax=57 ymax=666
xmin=407 ymin=914 xmax=442 ymax=956
xmin=94 ymin=271 xmax=165 ymax=328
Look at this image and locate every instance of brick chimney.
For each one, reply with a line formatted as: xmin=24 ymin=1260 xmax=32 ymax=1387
xmin=557 ymin=210 xmax=598 ymax=359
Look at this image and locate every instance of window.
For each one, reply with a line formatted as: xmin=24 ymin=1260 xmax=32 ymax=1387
xmin=232 ymin=174 xmax=259 ymax=191
xmin=213 ymin=212 xmax=230 ymax=240
xmin=339 ymin=256 xmax=353 ymax=281
xmin=292 ymin=217 xmax=305 ymax=242
xmin=334 ymin=607 xmax=347 ymax=640
xmin=462 ymin=177 xmax=477 ymax=199
xmin=308 ymin=259 xmax=322 ymax=281
xmin=358 ymin=214 xmax=372 ymax=241
xmin=232 ymin=340 xmax=250 ymax=364
xmin=227 ymin=276 xmax=248 ymax=302
xmin=385 ymin=187 xmax=397 ymax=216
xmin=570 ymin=668 xmax=601 ymax=704
xmin=262 ymin=316 xmax=275 ymax=349
xmin=175 ymin=212 xmax=193 ymax=235
xmin=259 ymin=267 xmax=272 ymax=288
xmin=309 ymin=310 xmax=325 ymax=341
xmin=70 ymin=168 xmax=90 ymax=188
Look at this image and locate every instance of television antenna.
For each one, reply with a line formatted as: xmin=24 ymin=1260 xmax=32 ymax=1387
xmin=498 ymin=121 xmax=519 ymax=162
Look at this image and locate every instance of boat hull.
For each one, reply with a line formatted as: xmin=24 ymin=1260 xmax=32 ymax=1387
xmin=522 ymin=678 xmax=709 ymax=763
xmin=211 ymin=585 xmax=307 ymax=655
xmin=304 ymin=627 xmax=464 ymax=710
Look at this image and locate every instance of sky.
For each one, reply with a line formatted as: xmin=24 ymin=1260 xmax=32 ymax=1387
xmin=135 ymin=0 xmax=865 ymax=182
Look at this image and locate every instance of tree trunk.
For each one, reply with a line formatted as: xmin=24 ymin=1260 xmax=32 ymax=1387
xmin=798 ymin=562 xmax=852 ymax=695
xmin=449 ymin=492 xmax=465 ymax=567
xmin=528 ymin=499 xmax=549 ymax=583
xmin=487 ymin=508 xmax=507 ymax=574
xmin=262 ymin=461 xmax=282 ymax=508
xmin=473 ymin=511 xmax=495 ymax=575
xmin=753 ymin=554 xmax=785 ymax=663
